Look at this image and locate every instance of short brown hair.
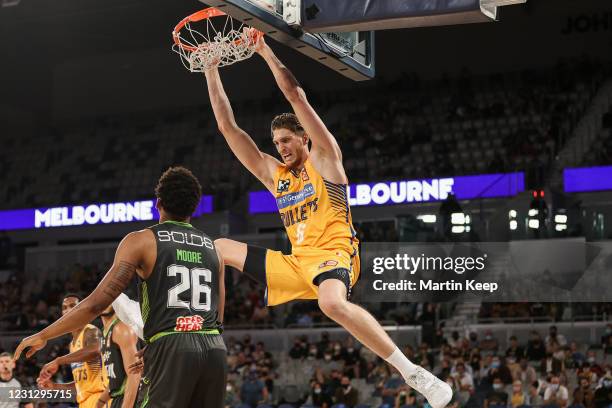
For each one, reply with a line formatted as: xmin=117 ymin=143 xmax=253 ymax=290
xmin=271 ymin=113 xmax=304 ymax=136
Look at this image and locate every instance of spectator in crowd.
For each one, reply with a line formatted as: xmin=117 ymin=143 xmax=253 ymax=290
xmin=541 ymin=351 xmax=564 ymax=376
xmin=570 ymin=341 xmax=586 ymax=366
xmin=310 ymin=381 xmax=333 ymax=408
xmin=324 ymin=369 xmax=343 ymax=398
xmin=514 ymin=357 xmax=537 ymax=385
xmin=240 ymin=371 xmax=268 ymax=408
xmin=526 ymin=331 xmax=547 ymax=361
xmin=289 ymin=336 xmax=308 ymax=360
xmin=527 ymin=380 xmax=544 ymax=406
xmin=505 ymin=336 xmax=524 ymax=359
xmin=573 ymin=376 xmax=595 ymax=408
xmin=585 ymin=350 xmax=604 ymax=377
xmin=395 ymin=387 xmax=417 ymax=408
xmin=381 ymin=368 xmax=404 ymax=407
xmin=479 ymin=330 xmax=499 ymax=353
xmin=448 ymin=331 xmax=462 ymax=349
xmin=578 ymin=361 xmax=599 ymax=385
xmin=543 ymin=375 xmax=569 ymax=408
xmin=593 ymin=373 xmax=612 ymax=407
xmin=510 ymin=379 xmax=527 ymax=408
xmin=318 ymin=332 xmax=331 ymax=355
xmin=546 ymin=325 xmax=568 ymax=347
xmin=334 ymin=376 xmax=359 ymax=407
xmin=487 ymin=355 xmax=513 ymax=385
xmin=468 ymin=348 xmax=482 ymax=379
xmin=342 ymin=338 xmax=362 ymax=379
xmin=453 ymin=362 xmax=474 ymax=406
xmin=318 ymin=350 xmax=342 ymax=376
xmin=602 ymin=324 xmax=612 ymax=348
xmin=603 ymin=335 xmax=612 ymax=359
xmin=484 ymin=377 xmax=509 ymax=408
xmin=225 ymin=380 xmax=240 ymax=408
xmin=467 ymin=332 xmax=479 ymax=349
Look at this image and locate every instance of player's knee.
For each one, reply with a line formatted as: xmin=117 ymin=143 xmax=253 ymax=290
xmin=318 ymin=294 xmax=350 ymax=320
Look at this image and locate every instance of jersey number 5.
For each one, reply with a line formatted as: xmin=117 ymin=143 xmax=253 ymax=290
xmin=296 ymin=223 xmax=306 ymax=244
xmin=167 ymin=265 xmax=212 ymax=311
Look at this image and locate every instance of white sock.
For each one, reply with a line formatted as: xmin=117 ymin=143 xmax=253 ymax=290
xmin=385 ymin=347 xmax=418 ymax=379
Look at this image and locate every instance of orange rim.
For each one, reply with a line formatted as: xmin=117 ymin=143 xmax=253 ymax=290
xmin=172 ymin=7 xmax=263 ymax=53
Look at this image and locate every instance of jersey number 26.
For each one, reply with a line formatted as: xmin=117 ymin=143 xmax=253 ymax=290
xmin=167 ymin=265 xmax=212 ymax=311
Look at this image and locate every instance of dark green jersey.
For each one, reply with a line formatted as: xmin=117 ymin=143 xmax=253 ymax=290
xmin=102 ymin=318 xmax=127 ymax=397
xmin=139 ymin=221 xmax=221 ymax=342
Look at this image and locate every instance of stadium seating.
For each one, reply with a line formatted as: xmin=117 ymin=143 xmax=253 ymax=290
xmin=1 ymin=58 xmax=608 ymax=211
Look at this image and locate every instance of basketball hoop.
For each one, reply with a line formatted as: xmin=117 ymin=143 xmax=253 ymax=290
xmin=172 ymin=7 xmax=263 ymax=72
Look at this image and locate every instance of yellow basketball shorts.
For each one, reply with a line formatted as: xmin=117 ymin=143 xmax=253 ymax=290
xmin=78 ymin=392 xmax=105 ymax=408
xmin=264 ymin=247 xmax=360 ymax=306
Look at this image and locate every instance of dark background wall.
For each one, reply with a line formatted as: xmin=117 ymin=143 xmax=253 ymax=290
xmin=0 ymin=0 xmax=610 ymax=123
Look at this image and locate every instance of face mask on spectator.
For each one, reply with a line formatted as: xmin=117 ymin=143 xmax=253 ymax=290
xmin=226 ymin=384 xmax=233 ymax=392
xmin=334 ymin=345 xmax=341 ymax=351
xmin=314 ymin=388 xmax=321 ymax=394
xmin=550 ymin=384 xmax=559 ymax=391
xmin=391 ymin=373 xmax=400 ymax=379
xmin=491 ymin=360 xmax=500 ymax=368
xmin=324 ymin=354 xmax=332 ymax=361
xmin=588 ymin=357 xmax=595 ymax=363
xmin=347 ymin=347 xmax=354 ymax=353
xmin=603 ymin=379 xmax=612 ymax=388
xmin=493 ymin=383 xmax=502 ymax=390
xmin=485 ymin=335 xmax=492 ymax=340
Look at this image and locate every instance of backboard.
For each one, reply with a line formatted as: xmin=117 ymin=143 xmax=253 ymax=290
xmin=201 ymin=0 xmax=375 ymax=81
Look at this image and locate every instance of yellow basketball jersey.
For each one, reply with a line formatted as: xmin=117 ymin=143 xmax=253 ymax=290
xmin=273 ymin=158 xmax=359 ymax=256
xmin=69 ymin=324 xmax=106 ymax=405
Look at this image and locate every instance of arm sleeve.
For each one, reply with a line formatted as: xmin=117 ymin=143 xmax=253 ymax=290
xmin=112 ymin=293 xmax=144 ymax=340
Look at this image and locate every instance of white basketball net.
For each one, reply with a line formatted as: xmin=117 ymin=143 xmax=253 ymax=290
xmin=172 ymin=10 xmax=260 ymax=72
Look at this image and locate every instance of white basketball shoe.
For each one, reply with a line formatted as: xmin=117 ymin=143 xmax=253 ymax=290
xmin=404 ymin=366 xmax=453 ymax=408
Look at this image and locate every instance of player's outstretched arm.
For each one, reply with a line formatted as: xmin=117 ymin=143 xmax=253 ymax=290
xmin=113 ymin=322 xmax=141 ymax=408
xmin=39 ymin=326 xmax=101 ymax=380
xmin=255 ymin=37 xmax=342 ymax=161
xmin=204 ymin=66 xmax=280 ymax=192
xmin=14 ymin=232 xmax=145 ymax=361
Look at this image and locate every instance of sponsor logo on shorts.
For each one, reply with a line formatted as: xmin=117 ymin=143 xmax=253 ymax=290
xmin=175 ymin=315 xmax=204 ymax=332
xmin=319 ymin=260 xmax=338 ymax=269
xmin=277 ymin=179 xmax=290 ymax=193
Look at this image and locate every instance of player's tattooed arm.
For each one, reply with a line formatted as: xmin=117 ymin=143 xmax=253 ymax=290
xmin=203 ymin=67 xmax=279 ymax=192
xmin=14 ymin=232 xmax=145 ymax=360
xmin=255 ymin=36 xmax=343 ymax=162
